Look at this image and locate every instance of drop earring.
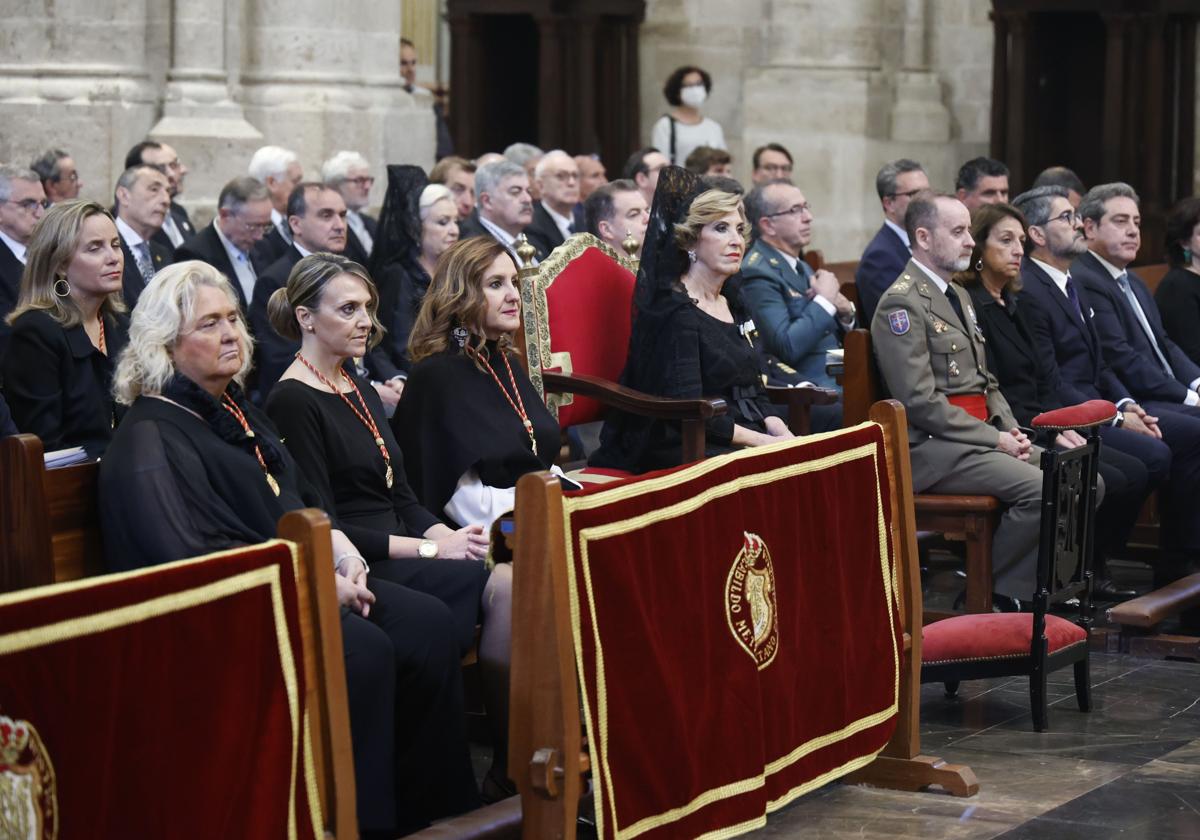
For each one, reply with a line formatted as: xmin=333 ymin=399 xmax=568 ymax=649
xmin=451 ymin=326 xmax=468 ymax=347
xmin=687 ymin=249 xmax=698 ymax=264
xmin=53 ymin=277 xmax=71 ymax=297
xmin=974 ymin=259 xmax=983 ymax=272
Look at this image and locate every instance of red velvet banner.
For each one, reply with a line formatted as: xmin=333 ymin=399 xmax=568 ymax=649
xmin=0 ymin=541 xmax=322 ymax=839
xmin=562 ymin=424 xmax=900 ymax=840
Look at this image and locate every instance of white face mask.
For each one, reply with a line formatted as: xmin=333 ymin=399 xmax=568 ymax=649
xmin=679 ymin=84 xmax=707 ymax=108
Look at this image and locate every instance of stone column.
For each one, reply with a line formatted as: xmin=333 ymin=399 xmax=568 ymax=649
xmin=239 ymin=0 xmax=433 ymax=207
xmin=148 ymin=0 xmax=263 ymax=221
xmin=0 ymin=3 xmax=163 ymax=203
xmin=890 ymin=0 xmax=951 ymax=145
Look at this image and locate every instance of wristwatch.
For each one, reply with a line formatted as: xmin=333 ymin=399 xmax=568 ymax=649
xmin=418 ymin=539 xmax=439 ymax=559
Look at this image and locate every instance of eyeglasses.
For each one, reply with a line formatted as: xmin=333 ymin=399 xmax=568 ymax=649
xmin=1045 ymin=209 xmax=1079 ymax=226
xmin=347 ymin=176 xmax=375 ymax=188
xmin=549 ymin=171 xmax=579 ymax=183
xmin=236 ymin=217 xmax=275 ymax=234
xmin=3 ymin=198 xmax=48 ymax=212
xmin=765 ymin=202 xmax=812 ymax=219
xmin=759 ymin=164 xmax=793 ymax=175
xmin=886 ymin=188 xmax=923 ymax=200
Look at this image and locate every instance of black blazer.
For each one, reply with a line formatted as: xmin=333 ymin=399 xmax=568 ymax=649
xmin=1019 ymin=258 xmax=1130 ymax=407
xmin=522 ymin=202 xmax=566 ymax=258
xmin=118 ymin=232 xmax=173 ymax=309
xmin=343 ymin=213 xmax=378 ymax=267
xmin=0 ymin=238 xmax=23 ymax=364
xmin=1073 ymin=251 xmax=1200 ymax=403
xmin=1154 ymin=266 xmax=1200 ymax=367
xmin=253 ymin=225 xmax=291 ymax=267
xmin=458 ymin=210 xmax=547 ymax=261
xmin=151 ymin=201 xmax=195 ymax=252
xmin=855 ymin=223 xmax=911 ymax=325
xmin=250 ymin=247 xmax=305 ymax=399
xmin=964 ymin=282 xmax=1061 ymax=430
xmin=1 ymin=309 xmax=128 ymax=456
xmin=175 ymin=223 xmax=270 ymax=312
xmin=0 ymin=391 xmax=14 ymax=436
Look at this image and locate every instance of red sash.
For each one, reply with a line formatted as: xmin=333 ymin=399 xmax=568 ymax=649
xmin=948 ymin=393 xmax=988 ymax=421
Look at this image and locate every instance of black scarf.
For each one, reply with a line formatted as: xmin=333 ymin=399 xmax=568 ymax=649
xmin=160 ymin=374 xmax=287 ymax=475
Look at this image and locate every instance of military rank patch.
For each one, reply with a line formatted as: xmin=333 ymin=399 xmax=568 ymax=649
xmin=888 ymin=310 xmax=910 ymax=335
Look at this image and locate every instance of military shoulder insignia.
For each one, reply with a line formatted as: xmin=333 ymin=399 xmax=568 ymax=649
xmin=747 ymin=252 xmax=761 ymax=265
xmin=888 ymin=310 xmax=911 ymax=335
xmin=768 ymin=257 xmax=779 ymax=266
xmin=725 ymin=532 xmax=779 ymax=670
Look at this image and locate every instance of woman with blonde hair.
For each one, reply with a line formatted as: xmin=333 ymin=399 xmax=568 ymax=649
xmin=590 ymin=166 xmax=793 ymax=473
xmin=3 ymin=199 xmax=127 ymax=455
xmin=101 ymin=259 xmax=482 ymax=835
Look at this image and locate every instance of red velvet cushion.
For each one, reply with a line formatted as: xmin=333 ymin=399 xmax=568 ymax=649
xmin=1031 ymin=399 xmax=1117 ymax=430
xmin=921 ymin=613 xmax=1087 ymax=665
xmin=544 ymin=248 xmax=636 ymax=428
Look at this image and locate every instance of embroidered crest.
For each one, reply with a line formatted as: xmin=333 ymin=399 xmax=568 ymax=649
xmin=0 ymin=714 xmax=58 ymax=839
xmin=888 ymin=310 xmax=910 ymax=335
xmin=725 ymin=532 xmax=779 ymax=670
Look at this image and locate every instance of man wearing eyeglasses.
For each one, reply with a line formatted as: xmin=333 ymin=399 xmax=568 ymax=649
xmin=750 ymin=143 xmax=793 ymax=186
xmin=175 ymin=177 xmax=273 ymax=313
xmin=523 ymin=150 xmax=580 ymax=257
xmin=0 ymin=165 xmax=47 ymax=359
xmin=30 ymin=149 xmax=82 ymax=205
xmin=322 ymin=151 xmax=378 ymax=266
xmin=125 ymin=141 xmax=194 ymax=250
xmin=740 ymin=180 xmax=854 ymax=402
xmin=856 ymin=159 xmax=929 ymax=324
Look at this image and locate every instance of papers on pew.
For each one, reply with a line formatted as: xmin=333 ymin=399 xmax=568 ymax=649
xmin=44 ymin=446 xmax=90 ymax=469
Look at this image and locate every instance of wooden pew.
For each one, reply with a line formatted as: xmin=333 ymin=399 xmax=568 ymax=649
xmin=1133 ymin=262 xmax=1169 ymax=295
xmin=842 ymin=330 xmax=1000 ymax=618
xmin=497 ymin=402 xmax=975 ymax=838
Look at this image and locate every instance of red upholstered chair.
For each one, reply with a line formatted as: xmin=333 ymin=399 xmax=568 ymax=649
xmin=920 ymin=400 xmax=1115 ymax=731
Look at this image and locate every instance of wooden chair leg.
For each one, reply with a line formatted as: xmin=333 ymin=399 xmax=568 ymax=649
xmin=1031 ymin=664 xmax=1048 ymax=732
xmin=1074 ymin=658 xmax=1092 ymax=712
xmin=963 ymin=515 xmax=995 ymax=614
xmin=943 ymin=680 xmax=960 ymax=698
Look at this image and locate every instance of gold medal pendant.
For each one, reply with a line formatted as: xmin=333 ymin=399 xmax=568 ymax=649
xmin=385 ymin=463 xmax=394 ymax=489
xmin=266 ymin=473 xmax=281 ymax=496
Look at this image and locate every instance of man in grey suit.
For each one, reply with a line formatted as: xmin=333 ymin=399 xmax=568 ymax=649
xmin=871 ymin=193 xmax=1047 ymax=609
xmin=739 ymin=180 xmax=854 ymax=389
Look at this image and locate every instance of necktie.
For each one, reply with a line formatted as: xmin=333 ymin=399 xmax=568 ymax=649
xmin=1063 ymin=274 xmax=1085 ymax=325
xmin=1117 ymin=272 xmax=1173 ymax=376
xmin=278 ymin=220 xmax=292 ymax=244
xmin=945 ymin=287 xmax=967 ymax=330
xmin=135 ymin=242 xmax=155 ymax=285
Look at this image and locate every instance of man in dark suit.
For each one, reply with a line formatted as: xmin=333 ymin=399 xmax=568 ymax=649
xmin=323 ymin=151 xmax=378 ymax=266
xmin=0 ymin=166 xmax=45 ymax=361
xmin=523 ymin=150 xmax=579 ymax=257
xmin=740 ymin=180 xmax=854 ymax=393
xmin=113 ymin=164 xmax=173 ymax=308
xmin=124 ymin=141 xmax=194 ymax=250
xmin=29 ymin=148 xmax=82 ymax=205
xmin=1060 ymin=182 xmax=1200 ymax=564
xmin=248 ymin=145 xmax=305 ymax=265
xmin=458 ymin=159 xmax=538 ymax=263
xmin=856 ymin=158 xmax=928 ymax=324
xmin=175 ymin=177 xmax=273 ymax=313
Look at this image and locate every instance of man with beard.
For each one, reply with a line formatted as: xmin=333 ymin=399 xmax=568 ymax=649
xmin=871 ymin=193 xmax=1044 ymax=609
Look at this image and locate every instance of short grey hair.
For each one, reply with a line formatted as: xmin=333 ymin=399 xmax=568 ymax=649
xmin=1078 ymin=182 xmax=1140 ymax=225
xmin=875 ymin=158 xmax=925 ymax=200
xmin=115 ymin=164 xmax=165 ymax=195
xmin=217 ymin=176 xmax=270 ymax=212
xmin=113 ymin=261 xmax=254 ymax=404
xmin=418 ymin=184 xmax=454 ymax=220
xmin=321 ymin=150 xmax=370 ymax=184
xmin=247 ymin=145 xmax=299 ymax=182
xmin=503 ymin=142 xmax=544 ymax=166
xmin=744 ymin=179 xmax=793 ymax=231
xmin=533 ymin=149 xmax=573 ymax=180
xmin=30 ymin=149 xmax=69 ymax=185
xmin=1011 ymin=185 xmax=1069 ymax=228
xmin=0 ymin=165 xmax=40 ymax=203
xmin=475 ymin=159 xmax=526 ymax=199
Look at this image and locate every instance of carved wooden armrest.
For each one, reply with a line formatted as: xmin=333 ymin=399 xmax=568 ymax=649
xmin=765 ymin=385 xmax=839 ymax=435
xmin=542 ymin=371 xmax=727 ymax=420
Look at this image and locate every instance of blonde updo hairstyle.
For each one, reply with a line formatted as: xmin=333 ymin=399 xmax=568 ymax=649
xmin=419 ymin=183 xmax=455 ymax=221
xmin=113 ymin=261 xmax=253 ymax=404
xmin=673 ymin=188 xmax=749 ymax=252
xmin=8 ymin=199 xmax=126 ymax=328
xmin=266 ymin=252 xmax=385 ymax=347
xmin=407 ymin=236 xmax=515 ymax=371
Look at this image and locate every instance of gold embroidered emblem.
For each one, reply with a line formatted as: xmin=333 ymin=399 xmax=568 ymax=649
xmin=932 ymin=319 xmax=946 ymax=333
xmin=747 ymin=252 xmax=761 ymax=265
xmin=0 ymin=714 xmax=58 ymax=839
xmin=768 ymin=257 xmax=779 ymax=266
xmin=725 ymin=532 xmax=779 ymax=670
xmin=948 ymin=360 xmax=960 ymax=378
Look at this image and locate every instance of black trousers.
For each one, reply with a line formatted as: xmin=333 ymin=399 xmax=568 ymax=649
xmin=1087 ymin=435 xmax=1155 ymax=570
xmin=1116 ymin=403 xmax=1200 ymax=555
xmin=342 ymin=577 xmax=481 ymax=835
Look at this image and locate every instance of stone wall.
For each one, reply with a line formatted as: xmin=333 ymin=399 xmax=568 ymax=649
xmin=0 ymin=0 xmax=432 ymax=221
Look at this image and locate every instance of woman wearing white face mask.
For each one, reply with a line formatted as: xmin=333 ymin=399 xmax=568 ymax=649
xmin=651 ymin=65 xmax=727 ymax=168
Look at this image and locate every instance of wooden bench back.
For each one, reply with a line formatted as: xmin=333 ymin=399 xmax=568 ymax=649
xmin=0 ymin=433 xmax=103 ymax=591
xmin=842 ymin=328 xmax=882 ymax=425
xmin=1134 ymin=262 xmax=1169 ymax=294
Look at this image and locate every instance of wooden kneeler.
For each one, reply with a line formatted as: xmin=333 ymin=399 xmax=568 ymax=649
xmin=842 ymin=400 xmax=978 ymax=796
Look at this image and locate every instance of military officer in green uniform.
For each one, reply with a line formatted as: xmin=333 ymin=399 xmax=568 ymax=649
xmin=871 ymin=193 xmax=1046 ymax=608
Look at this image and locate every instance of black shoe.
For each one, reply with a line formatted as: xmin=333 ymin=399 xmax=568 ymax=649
xmin=1092 ymin=577 xmax=1137 ymax=601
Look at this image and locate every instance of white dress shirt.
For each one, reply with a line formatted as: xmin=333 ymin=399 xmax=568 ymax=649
xmin=214 ymin=221 xmax=257 ymax=304
xmin=346 ymin=209 xmax=374 ymax=255
xmin=884 ymin=218 xmax=911 ymax=249
xmin=478 ymin=214 xmax=536 ymax=266
xmin=0 ymin=229 xmax=27 ymax=264
xmin=542 ymin=201 xmax=574 ymax=242
xmin=271 ymin=208 xmax=292 ymax=242
xmin=161 ymin=213 xmax=185 ymax=248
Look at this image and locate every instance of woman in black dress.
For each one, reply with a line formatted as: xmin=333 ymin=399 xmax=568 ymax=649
xmin=590 ymin=166 xmax=793 ymax=473
xmin=956 ymin=202 xmax=1152 ymax=600
xmin=100 ymin=261 xmax=479 ymax=836
xmin=1155 ymin=196 xmax=1200 ymax=365
xmin=3 ymin=200 xmax=128 ymax=456
xmin=368 ymin=165 xmax=460 ymax=377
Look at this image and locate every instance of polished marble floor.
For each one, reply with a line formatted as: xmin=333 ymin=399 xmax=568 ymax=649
xmin=748 ymin=654 xmax=1200 ymax=839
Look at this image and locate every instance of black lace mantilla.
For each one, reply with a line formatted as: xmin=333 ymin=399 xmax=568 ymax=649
xmin=159 ymin=375 xmax=286 ymax=474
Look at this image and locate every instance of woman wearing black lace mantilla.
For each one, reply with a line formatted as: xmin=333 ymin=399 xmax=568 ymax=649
xmin=590 ymin=166 xmax=794 ymax=473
